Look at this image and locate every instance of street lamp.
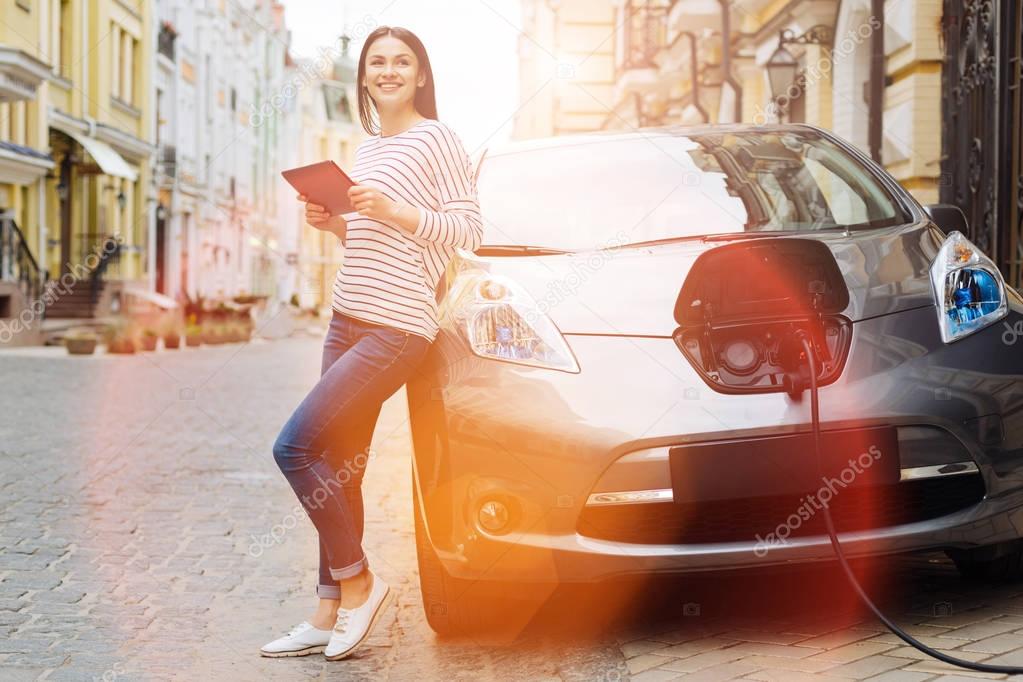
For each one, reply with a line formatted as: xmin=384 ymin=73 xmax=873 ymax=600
xmin=116 ymin=191 xmax=127 ymax=212
xmin=765 ymin=25 xmax=835 ymax=113
xmin=766 ymin=43 xmax=800 ymax=103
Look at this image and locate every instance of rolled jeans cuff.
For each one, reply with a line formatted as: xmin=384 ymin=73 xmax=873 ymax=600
xmin=317 ymin=583 xmax=341 ymax=599
xmin=329 ymin=553 xmax=368 ymax=581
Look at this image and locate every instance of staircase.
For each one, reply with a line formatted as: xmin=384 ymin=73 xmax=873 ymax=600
xmin=41 ymin=233 xmax=120 ymax=320
xmin=0 ymin=212 xmax=47 ymax=345
xmin=0 ymin=212 xmax=45 ymax=303
xmin=43 ymin=279 xmax=108 ymax=318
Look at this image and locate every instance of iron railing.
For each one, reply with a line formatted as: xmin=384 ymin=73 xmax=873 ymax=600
xmin=617 ymin=0 xmax=670 ymax=76
xmin=0 ymin=212 xmax=46 ymax=306
xmin=941 ymin=0 xmax=1023 ymax=289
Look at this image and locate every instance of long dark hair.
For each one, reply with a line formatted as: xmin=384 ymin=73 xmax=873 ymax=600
xmin=356 ymin=26 xmax=438 ymax=136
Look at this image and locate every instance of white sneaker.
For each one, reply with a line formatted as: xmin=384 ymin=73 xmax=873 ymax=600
xmin=260 ymin=621 xmax=332 ymax=657
xmin=324 ymin=572 xmax=393 ymax=661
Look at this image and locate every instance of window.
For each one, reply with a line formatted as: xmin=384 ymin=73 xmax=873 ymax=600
xmin=111 ymin=23 xmax=138 ymax=105
xmin=58 ymin=0 xmax=71 ymax=79
xmin=111 ymin=24 xmax=121 ymax=99
xmin=156 ymin=89 xmax=163 ymax=145
xmin=122 ymin=31 xmax=136 ymax=104
xmin=205 ymin=55 xmax=213 ymax=123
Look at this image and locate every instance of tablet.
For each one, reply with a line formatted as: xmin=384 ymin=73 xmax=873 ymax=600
xmin=281 ymin=160 xmax=357 ymax=216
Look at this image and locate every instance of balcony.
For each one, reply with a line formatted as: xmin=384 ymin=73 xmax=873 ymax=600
xmin=616 ymin=0 xmax=671 ymax=77
xmin=158 ymin=23 xmax=177 ymax=61
xmin=612 ymin=1 xmax=672 ymax=119
xmin=0 ymin=45 xmax=52 ymax=103
xmin=158 ymin=145 xmax=177 ymax=184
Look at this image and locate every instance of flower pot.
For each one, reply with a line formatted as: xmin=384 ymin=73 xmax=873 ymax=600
xmin=164 ymin=334 xmax=181 ymax=349
xmin=140 ymin=336 xmax=158 ymax=351
xmin=107 ymin=338 xmax=136 ymax=354
xmin=185 ymin=334 xmax=201 ymax=347
xmin=65 ymin=337 xmax=97 ymax=355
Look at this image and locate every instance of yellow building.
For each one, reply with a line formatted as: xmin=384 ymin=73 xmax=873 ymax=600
xmin=45 ymin=0 xmax=156 ymax=289
xmin=513 ymin=0 xmax=616 ymax=139
xmin=0 ymin=0 xmax=58 ymax=342
xmin=0 ymin=0 xmax=156 ymax=335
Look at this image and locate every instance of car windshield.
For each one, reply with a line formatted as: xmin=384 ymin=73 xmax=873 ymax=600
xmin=476 ymin=130 xmax=913 ymax=252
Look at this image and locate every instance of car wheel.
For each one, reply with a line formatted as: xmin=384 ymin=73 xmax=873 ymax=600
xmin=412 ymin=473 xmax=550 ymax=637
xmin=947 ymin=539 xmax=1023 ymax=582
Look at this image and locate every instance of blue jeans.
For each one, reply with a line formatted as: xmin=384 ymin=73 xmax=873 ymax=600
xmin=272 ymin=311 xmax=431 ymax=598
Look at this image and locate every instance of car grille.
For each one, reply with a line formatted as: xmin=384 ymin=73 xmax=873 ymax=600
xmin=577 ymin=475 xmax=986 ymax=545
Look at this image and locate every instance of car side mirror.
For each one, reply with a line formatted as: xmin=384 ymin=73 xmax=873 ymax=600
xmin=924 ymin=203 xmax=969 ymax=235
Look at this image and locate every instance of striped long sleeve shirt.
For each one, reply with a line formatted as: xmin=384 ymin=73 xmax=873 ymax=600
xmin=331 ymin=119 xmax=484 ymax=342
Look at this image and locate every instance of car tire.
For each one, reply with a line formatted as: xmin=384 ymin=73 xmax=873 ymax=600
xmin=947 ymin=539 xmax=1023 ymax=582
xmin=412 ymin=474 xmax=550 ymax=637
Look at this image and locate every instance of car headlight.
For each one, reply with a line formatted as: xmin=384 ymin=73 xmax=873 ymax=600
xmin=929 ymin=231 xmax=1008 ymax=343
xmin=448 ymin=273 xmax=580 ymax=372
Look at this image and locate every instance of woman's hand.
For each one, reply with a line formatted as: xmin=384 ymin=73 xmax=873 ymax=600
xmin=348 ymin=185 xmax=402 ymax=223
xmin=298 ymin=194 xmax=346 ymax=239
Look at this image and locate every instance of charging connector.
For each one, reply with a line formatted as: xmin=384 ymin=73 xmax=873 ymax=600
xmin=798 ymin=335 xmax=1023 ymax=675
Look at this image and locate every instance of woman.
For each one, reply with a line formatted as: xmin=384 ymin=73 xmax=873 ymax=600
xmin=261 ymin=26 xmax=483 ymax=661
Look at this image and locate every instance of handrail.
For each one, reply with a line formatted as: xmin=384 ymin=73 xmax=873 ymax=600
xmin=0 ymin=212 xmax=46 ymax=307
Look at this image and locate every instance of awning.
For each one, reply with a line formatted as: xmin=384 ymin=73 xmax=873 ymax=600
xmin=61 ymin=128 xmax=138 ymax=182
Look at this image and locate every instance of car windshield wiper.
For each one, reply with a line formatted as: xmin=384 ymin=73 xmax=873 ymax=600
xmin=475 ymin=245 xmax=568 ymax=256
xmin=700 ymin=230 xmax=808 ymax=242
xmin=614 ymin=232 xmax=803 ymax=250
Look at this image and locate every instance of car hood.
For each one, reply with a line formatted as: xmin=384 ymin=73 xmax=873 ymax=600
xmin=460 ymin=221 xmax=943 ymax=337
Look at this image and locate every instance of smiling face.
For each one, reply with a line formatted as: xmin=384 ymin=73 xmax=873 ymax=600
xmin=363 ymin=34 xmax=425 ymax=110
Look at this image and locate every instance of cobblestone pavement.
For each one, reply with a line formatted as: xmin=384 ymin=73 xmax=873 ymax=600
xmin=3 ymin=335 xmax=1023 ymax=681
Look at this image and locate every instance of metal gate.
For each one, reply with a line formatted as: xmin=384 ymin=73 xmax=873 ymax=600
xmin=941 ymin=0 xmax=1023 ymax=288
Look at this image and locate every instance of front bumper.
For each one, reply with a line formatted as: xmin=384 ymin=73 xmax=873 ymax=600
xmin=408 ymin=304 xmax=1023 ymax=584
xmin=431 ymin=485 xmax=1023 ymax=584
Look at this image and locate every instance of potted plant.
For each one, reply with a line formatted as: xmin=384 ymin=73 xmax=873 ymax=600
xmin=162 ymin=320 xmax=182 ymax=349
xmin=227 ymin=314 xmax=250 ymax=342
xmin=202 ymin=322 xmax=219 ymax=344
xmin=185 ymin=323 xmax=202 ymax=347
xmin=140 ymin=328 xmax=159 ymax=351
xmin=64 ymin=328 xmax=98 ymax=355
xmin=106 ymin=323 xmax=136 ymax=354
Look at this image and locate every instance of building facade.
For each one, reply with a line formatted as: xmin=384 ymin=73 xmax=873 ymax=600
xmin=0 ymin=0 xmax=56 ymax=343
xmin=154 ymin=0 xmax=295 ymax=305
xmin=513 ymin=0 xmax=617 ymax=139
xmin=0 ymin=0 xmax=343 ymax=345
xmin=513 ymin=0 xmax=1021 ymax=289
xmin=285 ymin=36 xmax=362 ymax=312
xmin=46 ymin=0 xmax=157 ymax=288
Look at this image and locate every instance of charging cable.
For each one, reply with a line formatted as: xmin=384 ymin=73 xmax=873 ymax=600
xmin=799 ymin=333 xmax=1023 ymax=675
